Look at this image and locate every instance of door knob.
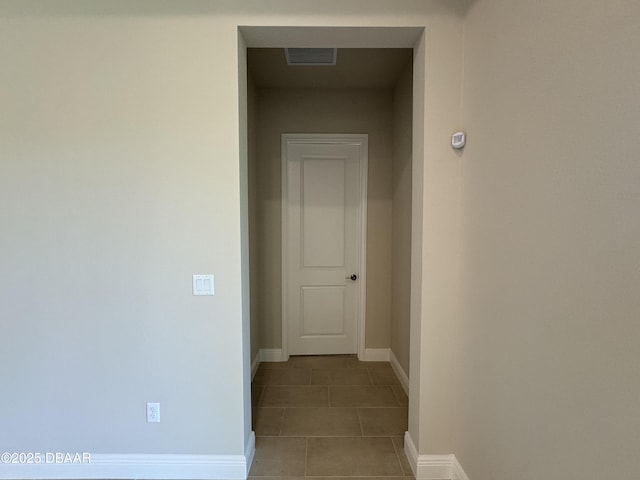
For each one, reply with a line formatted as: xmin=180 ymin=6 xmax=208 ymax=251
xmin=346 ymin=274 xmax=358 ymax=281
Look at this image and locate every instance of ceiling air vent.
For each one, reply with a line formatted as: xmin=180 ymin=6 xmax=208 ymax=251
xmin=285 ymin=48 xmax=337 ymax=66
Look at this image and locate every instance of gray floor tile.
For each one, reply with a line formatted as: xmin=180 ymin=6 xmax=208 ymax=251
xmin=392 ymin=436 xmax=415 ymax=477
xmin=258 ymin=359 xmax=294 ymax=369
xmin=261 ymin=385 xmax=329 ymax=407
xmin=369 ymin=367 xmax=401 ymax=386
xmin=329 ymin=385 xmax=399 ymax=407
xmin=311 ymin=368 xmax=372 ymax=385
xmin=358 ymin=407 xmax=408 ymax=436
xmin=281 ymin=407 xmax=362 ymax=436
xmin=252 ymin=386 xmax=264 ymax=407
xmin=253 ymin=407 xmax=285 ymax=436
xmin=249 ymin=437 xmax=307 ymax=477
xmin=285 ymin=477 xmax=410 ymax=480
xmin=392 ymin=386 xmax=408 ymax=406
xmin=247 ymin=478 xmax=412 ymax=480
xmin=291 ymin=355 xmax=354 ymax=369
xmin=306 ymin=437 xmax=403 ymax=476
xmin=349 ymin=360 xmax=393 ymax=369
xmin=248 ymin=478 xmax=306 ymax=480
xmin=251 ymin=357 xmax=412 ymax=479
xmin=254 ymin=368 xmax=311 ymax=385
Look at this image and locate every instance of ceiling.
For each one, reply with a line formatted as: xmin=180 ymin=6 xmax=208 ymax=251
xmin=248 ymin=48 xmax=412 ymax=89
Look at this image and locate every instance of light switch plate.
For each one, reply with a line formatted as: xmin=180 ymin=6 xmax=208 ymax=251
xmin=193 ymin=274 xmax=215 ymax=296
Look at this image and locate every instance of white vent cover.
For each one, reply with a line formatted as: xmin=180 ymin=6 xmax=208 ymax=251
xmin=285 ymin=48 xmax=337 ymax=66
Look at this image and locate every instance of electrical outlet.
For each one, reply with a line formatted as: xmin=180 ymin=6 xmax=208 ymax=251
xmin=147 ymin=402 xmax=160 ymax=423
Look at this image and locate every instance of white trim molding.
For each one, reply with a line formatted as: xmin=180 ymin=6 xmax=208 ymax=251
xmin=452 ymin=457 xmax=470 ymax=480
xmin=404 ymin=432 xmax=470 ymax=480
xmin=361 ymin=348 xmax=390 ymax=362
xmin=258 ymin=348 xmax=394 ymax=365
xmin=244 ymin=431 xmax=256 ymax=476
xmin=252 ymin=348 xmax=288 ymax=379
xmin=389 ymin=349 xmax=409 ymax=395
xmin=281 ymin=134 xmax=368 ymax=359
xmin=251 ymin=352 xmax=261 ymax=380
xmin=259 ymin=348 xmax=286 ymax=362
xmin=404 ymin=431 xmax=419 ymax=477
xmin=0 ymin=452 xmax=253 ymax=480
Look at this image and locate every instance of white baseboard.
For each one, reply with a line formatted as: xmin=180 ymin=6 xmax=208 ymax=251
xmin=361 ymin=348 xmax=390 ymax=361
xmin=252 ymin=349 xmax=287 ymax=379
xmin=389 ymin=349 xmax=409 ymax=395
xmin=404 ymin=432 xmax=469 ymax=480
xmin=452 ymin=456 xmax=470 ymax=480
xmin=0 ymin=452 xmax=253 ymax=480
xmin=251 ymin=351 xmax=261 ymax=380
xmin=245 ymin=431 xmax=256 ymax=475
xmin=260 ymin=348 xmax=391 ymax=363
xmin=259 ymin=348 xmax=286 ymax=362
xmin=404 ymin=431 xmax=419 ymax=477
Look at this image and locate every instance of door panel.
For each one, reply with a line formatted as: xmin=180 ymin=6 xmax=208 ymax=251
xmin=301 ymin=286 xmax=345 ymax=336
xmin=283 ymin=135 xmax=367 ymax=355
xmin=302 ymin=158 xmax=346 ymax=268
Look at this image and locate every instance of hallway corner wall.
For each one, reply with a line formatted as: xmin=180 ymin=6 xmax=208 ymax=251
xmin=253 ymin=87 xmax=394 ymax=352
xmin=391 ymin=59 xmax=413 ymax=377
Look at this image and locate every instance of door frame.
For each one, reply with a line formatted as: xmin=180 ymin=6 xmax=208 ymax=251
xmin=281 ymin=133 xmax=368 ymax=360
xmin=239 ymin=25 xmax=429 ymax=463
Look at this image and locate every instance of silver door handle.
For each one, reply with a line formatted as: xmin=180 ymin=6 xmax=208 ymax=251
xmin=346 ymin=274 xmax=358 ymax=281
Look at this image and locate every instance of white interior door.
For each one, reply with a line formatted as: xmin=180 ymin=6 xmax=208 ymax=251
xmin=282 ymin=134 xmax=367 ymax=356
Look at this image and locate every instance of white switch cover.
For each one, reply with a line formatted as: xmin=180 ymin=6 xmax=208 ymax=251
xmin=193 ymin=274 xmax=215 ymax=295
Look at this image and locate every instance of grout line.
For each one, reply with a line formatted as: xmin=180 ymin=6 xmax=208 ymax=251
xmin=304 ymin=436 xmax=308 ymax=477
xmin=257 ymin=386 xmax=265 ymax=406
xmin=391 ymin=386 xmax=405 ymax=406
xmin=390 ymin=435 xmax=406 ymax=476
xmin=356 ymin=407 xmax=364 ymax=437
xmin=366 ymin=367 xmax=374 ymax=386
xmin=391 ymin=385 xmax=400 ymax=406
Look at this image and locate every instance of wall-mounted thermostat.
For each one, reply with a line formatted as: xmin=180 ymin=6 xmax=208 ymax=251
xmin=451 ymin=131 xmax=466 ymax=149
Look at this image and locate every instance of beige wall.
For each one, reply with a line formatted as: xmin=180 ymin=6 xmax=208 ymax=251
xmin=390 ymin=61 xmax=413 ymax=376
xmin=248 ymin=75 xmax=260 ymax=362
xmin=0 ymin=0 xmax=468 ymax=467
xmin=0 ymin=11 xmax=249 ymax=455
xmin=410 ymin=19 xmax=465 ymax=454
xmin=3 ymin=1 xmax=634 ymax=476
xmin=253 ymin=87 xmax=394 ymax=350
xmin=454 ymin=0 xmax=640 ymax=478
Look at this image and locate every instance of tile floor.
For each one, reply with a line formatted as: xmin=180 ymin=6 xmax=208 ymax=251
xmin=250 ymin=355 xmax=414 ymax=480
